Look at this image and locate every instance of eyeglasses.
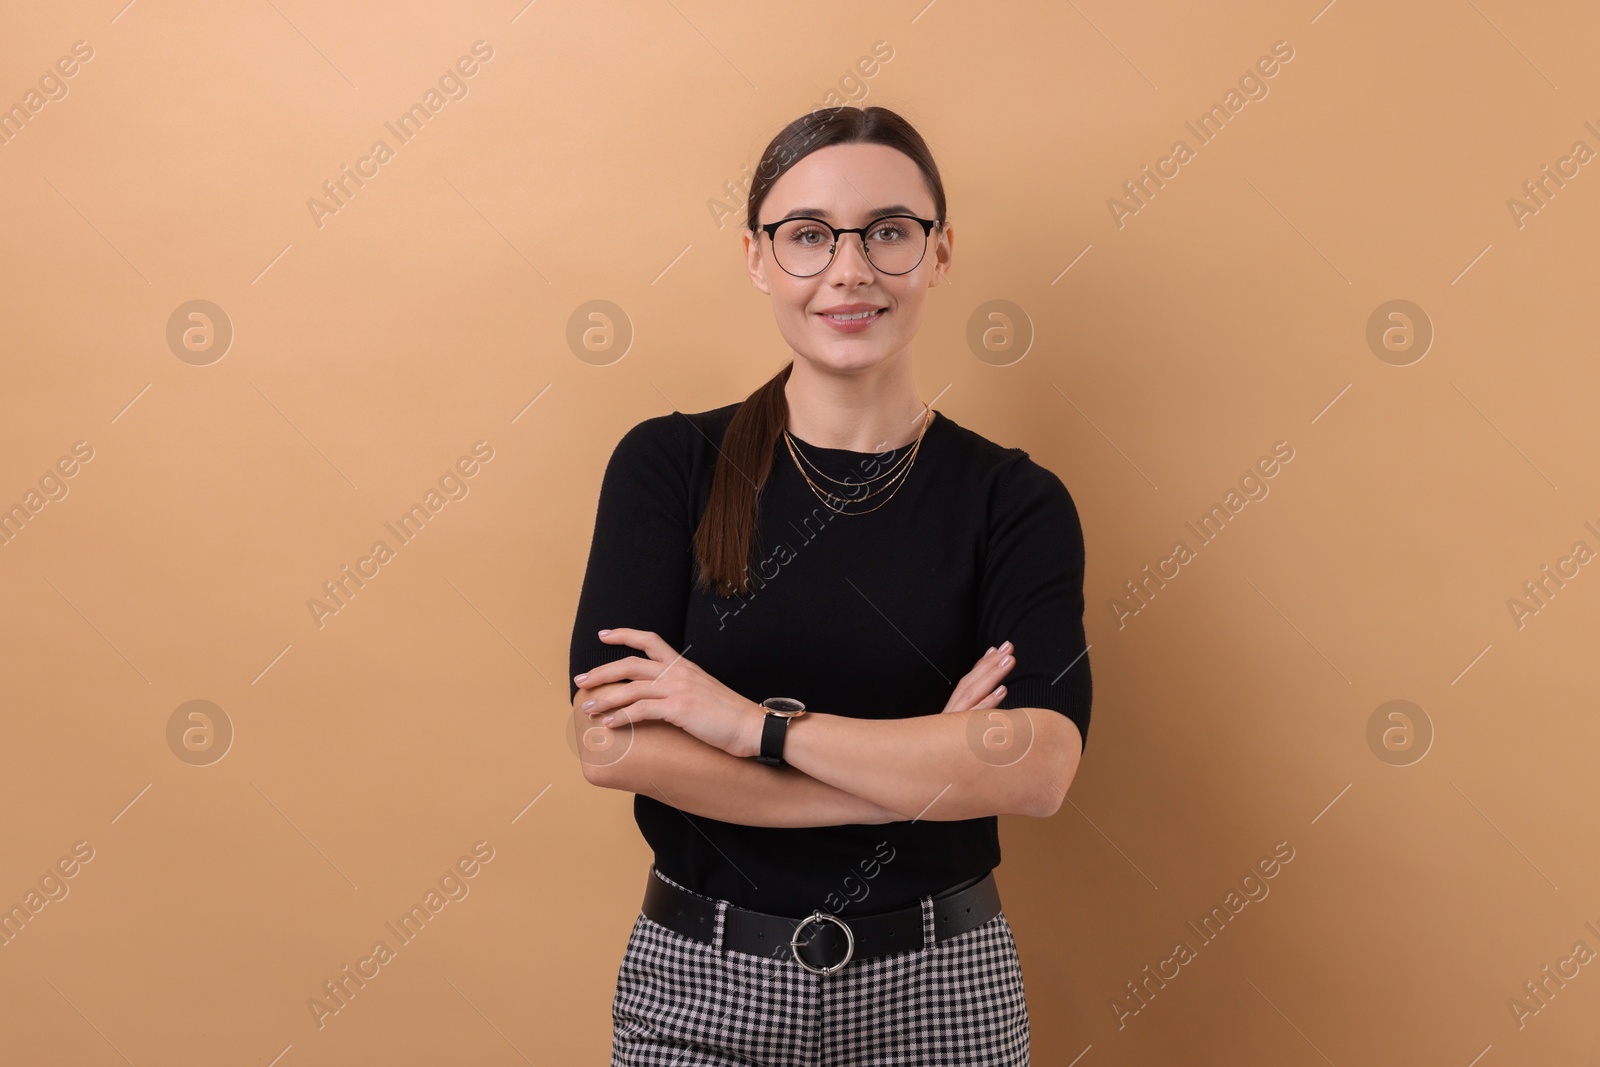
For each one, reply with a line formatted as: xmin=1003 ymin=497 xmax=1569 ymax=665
xmin=757 ymin=214 xmax=940 ymax=278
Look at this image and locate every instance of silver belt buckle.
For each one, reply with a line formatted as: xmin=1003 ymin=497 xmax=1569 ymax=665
xmin=789 ymin=909 xmax=854 ymax=975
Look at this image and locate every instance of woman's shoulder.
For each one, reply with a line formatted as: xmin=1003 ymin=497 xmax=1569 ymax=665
xmin=930 ymin=409 xmax=1067 ymax=485
xmin=611 ymin=403 xmax=735 ymax=456
xmin=932 ymin=410 xmax=1083 ymax=519
xmin=603 ymin=404 xmax=741 ymax=498
xmin=618 ymin=403 xmax=738 ymax=449
xmin=679 ymin=402 xmax=742 ymax=444
xmin=930 ymin=409 xmax=1024 ymax=465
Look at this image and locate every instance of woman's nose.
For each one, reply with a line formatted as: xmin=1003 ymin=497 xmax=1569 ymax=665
xmin=826 ymin=233 xmax=876 ymax=277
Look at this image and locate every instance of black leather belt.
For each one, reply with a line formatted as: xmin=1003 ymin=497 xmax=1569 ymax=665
xmin=641 ymin=865 xmax=1001 ymax=975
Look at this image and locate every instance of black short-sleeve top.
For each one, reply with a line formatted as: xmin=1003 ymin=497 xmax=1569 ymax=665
xmin=570 ymin=402 xmax=1092 ymax=917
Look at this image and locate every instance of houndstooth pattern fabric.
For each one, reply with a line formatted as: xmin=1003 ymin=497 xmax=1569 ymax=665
xmin=610 ymin=868 xmax=1030 ymax=1065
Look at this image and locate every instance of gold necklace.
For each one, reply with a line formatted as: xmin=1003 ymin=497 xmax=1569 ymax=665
xmin=783 ymin=408 xmax=934 ymax=515
xmin=787 ymin=423 xmax=921 ymax=491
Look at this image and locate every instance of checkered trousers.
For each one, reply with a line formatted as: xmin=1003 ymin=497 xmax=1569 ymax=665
xmin=610 ymin=868 xmax=1030 ymax=1065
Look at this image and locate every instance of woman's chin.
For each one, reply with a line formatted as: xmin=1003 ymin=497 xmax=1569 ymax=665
xmin=803 ymin=352 xmax=890 ymax=377
xmin=792 ymin=337 xmax=905 ymax=375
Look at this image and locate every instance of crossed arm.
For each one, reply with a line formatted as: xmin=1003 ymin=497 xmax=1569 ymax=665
xmin=574 ymin=694 xmax=1081 ymax=828
xmin=575 ymin=710 xmax=904 ymax=828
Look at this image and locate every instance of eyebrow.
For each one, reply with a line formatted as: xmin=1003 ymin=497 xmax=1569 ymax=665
xmin=776 ymin=204 xmax=924 ymax=222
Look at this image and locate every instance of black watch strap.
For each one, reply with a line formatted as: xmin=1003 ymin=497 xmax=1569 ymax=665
xmin=757 ymin=712 xmax=790 ymax=766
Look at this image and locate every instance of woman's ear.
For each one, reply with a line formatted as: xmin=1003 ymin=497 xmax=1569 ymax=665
xmin=931 ymin=223 xmax=954 ymax=286
xmin=744 ymin=230 xmax=773 ymax=295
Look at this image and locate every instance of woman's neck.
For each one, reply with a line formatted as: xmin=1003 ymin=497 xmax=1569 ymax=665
xmin=782 ymin=361 xmax=928 ymax=452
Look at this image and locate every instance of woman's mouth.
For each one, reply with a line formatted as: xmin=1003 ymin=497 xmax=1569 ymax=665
xmin=818 ymin=307 xmax=887 ymax=332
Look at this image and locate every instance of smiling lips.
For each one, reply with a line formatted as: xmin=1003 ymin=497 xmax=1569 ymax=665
xmin=818 ymin=304 xmax=887 ymax=331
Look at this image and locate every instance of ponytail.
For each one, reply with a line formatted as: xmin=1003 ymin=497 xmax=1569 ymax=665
xmin=691 ymin=362 xmax=791 ymax=597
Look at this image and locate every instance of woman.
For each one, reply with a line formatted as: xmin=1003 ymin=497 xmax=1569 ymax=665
xmin=570 ymin=105 xmax=1091 ymax=1065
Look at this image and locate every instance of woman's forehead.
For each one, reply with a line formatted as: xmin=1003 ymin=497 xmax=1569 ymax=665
xmin=764 ymin=144 xmax=933 ymax=219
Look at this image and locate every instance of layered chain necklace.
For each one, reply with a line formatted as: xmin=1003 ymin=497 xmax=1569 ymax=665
xmin=782 ymin=406 xmax=934 ymax=515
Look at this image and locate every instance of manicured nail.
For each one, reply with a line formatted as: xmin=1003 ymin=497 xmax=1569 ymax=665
xmin=582 ymin=700 xmax=595 ymax=710
xmin=986 ymin=646 xmax=996 ymax=655
xmin=999 ymin=640 xmax=1012 ymax=653
xmin=598 ymin=629 xmax=611 ymax=636
xmin=574 ymin=672 xmax=588 ymax=683
xmin=1000 ymin=655 xmax=1013 ymax=667
xmin=602 ymin=715 xmax=615 ymax=726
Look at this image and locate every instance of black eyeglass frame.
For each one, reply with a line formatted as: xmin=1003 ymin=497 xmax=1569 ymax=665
xmin=757 ymin=214 xmax=942 ymax=277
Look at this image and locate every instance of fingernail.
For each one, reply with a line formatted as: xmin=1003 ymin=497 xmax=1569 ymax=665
xmin=582 ymin=700 xmax=595 ymax=710
xmin=1000 ymin=640 xmax=1012 ymax=653
xmin=1000 ymin=655 xmax=1013 ymax=667
xmin=986 ymin=646 xmax=996 ymax=655
xmin=598 ymin=629 xmax=611 ymax=636
xmin=602 ymin=715 xmax=615 ymax=725
xmin=574 ymin=672 xmax=588 ymax=683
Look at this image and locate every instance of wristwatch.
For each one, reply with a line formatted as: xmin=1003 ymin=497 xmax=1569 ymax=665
xmin=756 ymin=697 xmax=807 ymax=766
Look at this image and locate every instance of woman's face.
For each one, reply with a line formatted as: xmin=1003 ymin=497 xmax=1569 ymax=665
xmin=744 ymin=142 xmax=952 ymax=376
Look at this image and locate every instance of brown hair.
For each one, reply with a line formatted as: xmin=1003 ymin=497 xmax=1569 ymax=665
xmin=690 ymin=105 xmax=948 ymax=598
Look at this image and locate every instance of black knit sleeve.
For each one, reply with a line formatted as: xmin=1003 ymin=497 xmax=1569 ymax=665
xmin=976 ymin=454 xmax=1093 ymax=751
xmin=569 ymin=413 xmax=694 ymax=703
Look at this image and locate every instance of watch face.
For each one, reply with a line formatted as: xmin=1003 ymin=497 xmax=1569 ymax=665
xmin=762 ymin=697 xmax=806 ymax=716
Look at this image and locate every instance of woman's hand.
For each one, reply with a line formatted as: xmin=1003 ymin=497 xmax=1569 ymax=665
xmin=941 ymin=641 xmax=1015 ymax=714
xmin=574 ymin=628 xmax=765 ymax=759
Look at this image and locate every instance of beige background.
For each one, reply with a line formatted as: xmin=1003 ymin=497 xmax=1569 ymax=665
xmin=2 ymin=0 xmax=1598 ymax=1063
